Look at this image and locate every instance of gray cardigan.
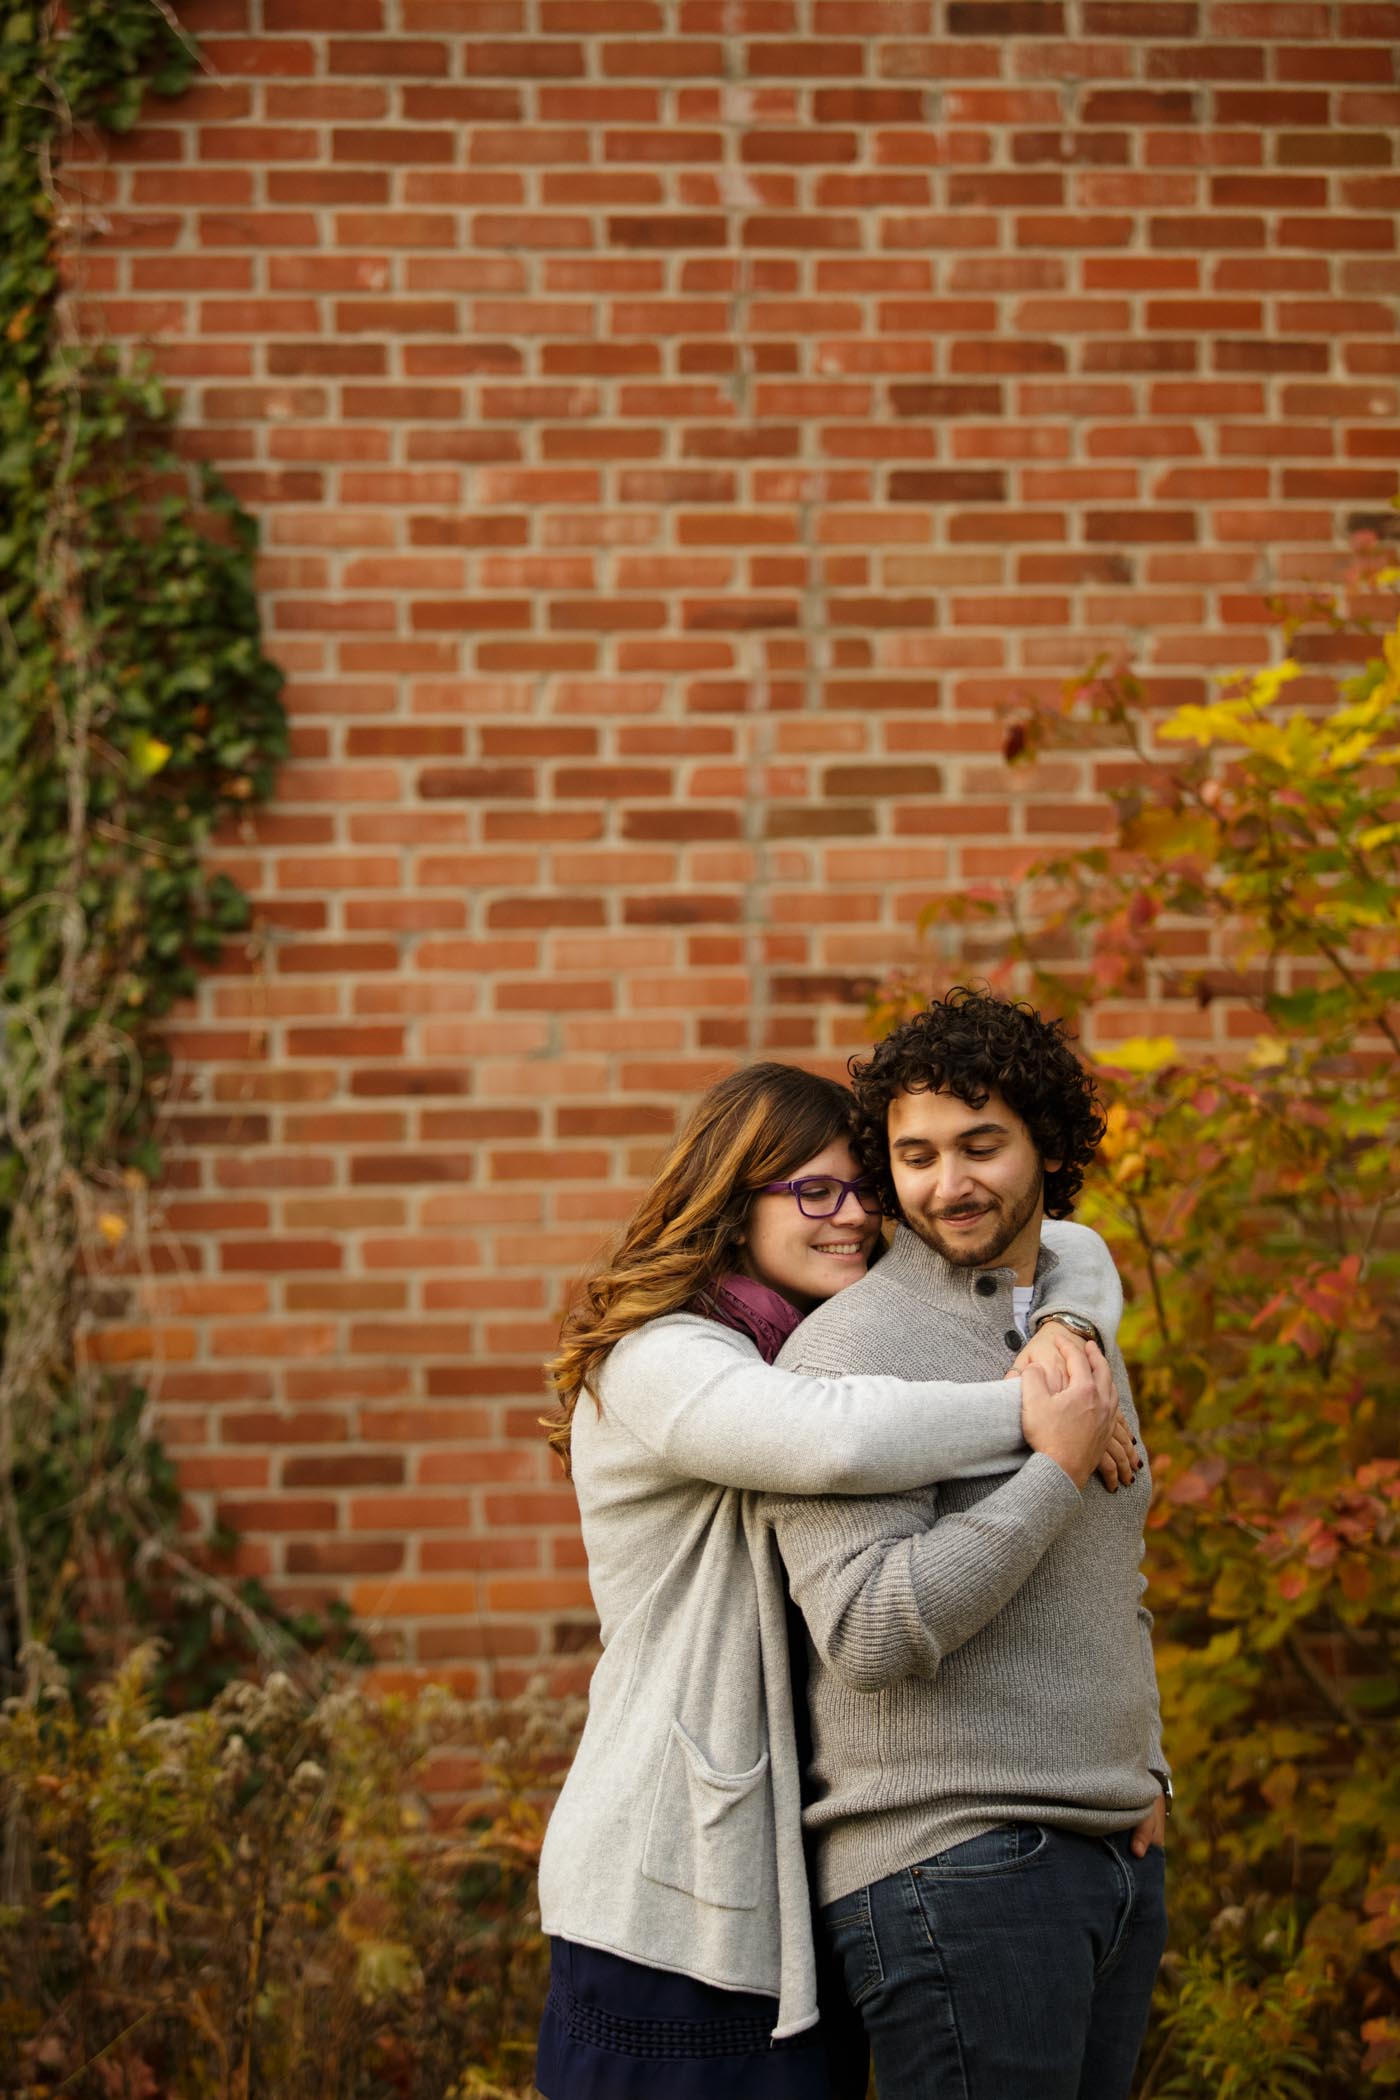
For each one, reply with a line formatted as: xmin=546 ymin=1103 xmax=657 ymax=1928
xmin=536 ymin=1220 xmax=1122 ymax=2040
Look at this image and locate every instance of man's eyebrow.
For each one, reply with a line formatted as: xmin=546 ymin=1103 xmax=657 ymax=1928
xmin=891 ymin=1121 xmax=1010 ymax=1152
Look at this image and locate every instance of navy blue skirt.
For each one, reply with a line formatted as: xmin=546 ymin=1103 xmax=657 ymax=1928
xmin=536 ymin=1937 xmax=867 ymax=2100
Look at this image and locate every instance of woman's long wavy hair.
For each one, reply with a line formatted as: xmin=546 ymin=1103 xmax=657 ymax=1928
xmin=544 ymin=1063 xmax=857 ymax=1476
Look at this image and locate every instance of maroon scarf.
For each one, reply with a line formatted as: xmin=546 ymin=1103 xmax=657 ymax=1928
xmin=701 ymin=1272 xmax=804 ymax=1365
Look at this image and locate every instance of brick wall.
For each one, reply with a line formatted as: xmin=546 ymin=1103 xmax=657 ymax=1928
xmin=76 ymin=0 xmax=1399 ymax=1695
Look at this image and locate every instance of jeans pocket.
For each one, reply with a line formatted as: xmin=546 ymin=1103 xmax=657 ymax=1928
xmin=820 ymin=1888 xmax=884 ymax=2008
xmin=917 ymin=1822 xmax=1051 ymax=1880
xmin=640 ymin=1717 xmax=771 ymax=1911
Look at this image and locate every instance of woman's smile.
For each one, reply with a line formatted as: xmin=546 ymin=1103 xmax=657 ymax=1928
xmin=742 ymin=1137 xmax=882 ymax=1306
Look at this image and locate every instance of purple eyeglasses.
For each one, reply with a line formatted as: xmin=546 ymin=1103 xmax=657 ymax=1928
xmin=757 ymin=1175 xmax=884 ymax=1220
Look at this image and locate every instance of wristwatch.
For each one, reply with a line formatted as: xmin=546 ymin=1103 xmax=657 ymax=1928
xmin=1158 ymin=1773 xmax=1174 ymax=1817
xmin=1034 ymin=1310 xmax=1102 ymax=1347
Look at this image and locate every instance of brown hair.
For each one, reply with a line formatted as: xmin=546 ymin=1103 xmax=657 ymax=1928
xmin=543 ymin=1063 xmax=856 ymax=1475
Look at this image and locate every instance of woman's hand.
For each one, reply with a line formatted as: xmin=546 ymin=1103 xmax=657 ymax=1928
xmin=1011 ymin=1325 xmax=1139 ymax=1491
xmin=1100 ymin=1411 xmax=1139 ymax=1491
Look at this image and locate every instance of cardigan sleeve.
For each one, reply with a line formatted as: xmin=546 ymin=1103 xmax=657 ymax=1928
xmin=596 ymin=1318 xmax=1029 ymax=1496
xmin=1035 ymin=1219 xmax=1123 ymax=1347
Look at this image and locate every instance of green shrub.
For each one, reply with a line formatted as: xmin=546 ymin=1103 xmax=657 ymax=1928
xmin=0 ymin=1645 xmax=580 ymax=2099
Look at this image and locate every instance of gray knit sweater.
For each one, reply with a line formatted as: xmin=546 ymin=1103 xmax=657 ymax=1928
xmin=765 ymin=1226 xmax=1168 ymax=1908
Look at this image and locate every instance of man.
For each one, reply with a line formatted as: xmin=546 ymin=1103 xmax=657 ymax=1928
xmin=767 ymin=988 xmax=1169 ymax=2100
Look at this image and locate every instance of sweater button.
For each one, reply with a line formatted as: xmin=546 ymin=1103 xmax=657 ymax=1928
xmin=1005 ymin=1329 xmax=1023 ymax=1351
xmin=974 ymin=1274 xmax=997 ymax=1296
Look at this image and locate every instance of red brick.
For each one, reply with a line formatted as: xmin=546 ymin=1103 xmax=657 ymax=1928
xmin=1080 ymin=510 xmax=1198 ymax=542
xmin=1211 ymin=1 xmax=1329 ymax=30
xmin=265 ymin=86 xmax=388 ymax=120
xmin=1280 ymin=216 xmax=1396 ymax=251
xmin=1213 ymin=90 xmax=1328 ymax=127
xmin=327 ymin=38 xmax=450 ymax=73
xmin=331 ymin=128 xmax=457 ymax=164
xmin=265 ymin=0 xmax=384 ymax=21
xmin=202 ymin=36 xmax=319 ymax=73
xmin=284 ymin=1453 xmax=405 ymax=1488
xmin=287 ymin=1541 xmax=405 ymax=1575
xmin=133 ymin=257 xmax=253 ymax=293
xmin=1082 ymin=89 xmax=1192 ymax=123
xmin=1146 ymin=44 xmax=1261 ymax=80
xmin=466 ymin=37 xmax=585 ymax=73
xmin=1283 ymin=46 xmax=1396 ymax=81
xmin=1278 ymin=133 xmax=1394 ymax=168
xmin=216 ymin=1497 xmax=338 ymax=1532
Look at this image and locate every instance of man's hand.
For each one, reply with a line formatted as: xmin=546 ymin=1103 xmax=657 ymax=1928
xmin=1018 ymin=1341 xmax=1118 ymax=1491
xmin=1130 ymin=1792 xmax=1167 ymax=1857
xmin=1012 ymin=1327 xmax=1138 ymax=1491
xmin=1013 ymin=1320 xmax=1072 ymax=1393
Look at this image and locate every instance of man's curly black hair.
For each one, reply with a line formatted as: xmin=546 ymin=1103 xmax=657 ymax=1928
xmin=849 ymin=986 xmax=1106 ymax=1220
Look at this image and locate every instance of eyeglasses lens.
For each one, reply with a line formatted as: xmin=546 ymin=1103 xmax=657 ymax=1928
xmin=795 ymin=1179 xmax=840 ymax=1217
xmin=794 ymin=1178 xmax=882 ymax=1219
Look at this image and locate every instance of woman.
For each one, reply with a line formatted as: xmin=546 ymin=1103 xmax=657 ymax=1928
xmin=536 ymin=1063 xmax=1125 ymax=2100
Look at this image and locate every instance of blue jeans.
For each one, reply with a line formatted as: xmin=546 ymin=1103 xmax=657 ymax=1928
xmin=820 ymin=1824 xmax=1167 ymax=2100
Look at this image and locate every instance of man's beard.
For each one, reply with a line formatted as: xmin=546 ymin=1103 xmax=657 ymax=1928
xmin=904 ymin=1165 xmax=1044 ymax=1270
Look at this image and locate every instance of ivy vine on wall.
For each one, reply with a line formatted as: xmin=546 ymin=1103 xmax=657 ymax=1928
xmin=1 ymin=2 xmax=294 ymax=1699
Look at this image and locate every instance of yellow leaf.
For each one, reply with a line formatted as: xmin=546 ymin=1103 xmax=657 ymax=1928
xmin=1260 ymin=1761 xmax=1299 ymax=1810
xmin=1253 ymin=658 xmax=1302 ymax=702
xmin=131 ymin=734 xmax=173 ymax=779
xmin=353 ymin=1939 xmax=421 ymax=2001
xmin=1327 ymin=729 xmax=1381 ymax=770
xmin=1159 ymin=701 xmax=1252 ymax=747
xmin=1098 ymin=1101 xmax=1133 ymax=1160
xmin=1121 ymin=809 xmax=1220 ymax=860
xmin=96 ymin=1213 xmax=127 ymax=1247
xmin=1246 ymin=1036 xmax=1288 ymax=1070
xmin=1101 ymin=1035 xmax=1178 ymax=1074
xmin=1331 ymin=682 xmax=1392 ymax=734
xmin=1162 ymin=662 xmax=1313 ymax=760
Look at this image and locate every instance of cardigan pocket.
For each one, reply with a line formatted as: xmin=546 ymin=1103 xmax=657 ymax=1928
xmin=641 ymin=1717 xmax=771 ymax=1911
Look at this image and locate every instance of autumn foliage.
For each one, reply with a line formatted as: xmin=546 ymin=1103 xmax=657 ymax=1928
xmin=0 ymin=1647 xmax=572 ymax=2099
xmin=880 ymin=556 xmax=1400 ymax=2095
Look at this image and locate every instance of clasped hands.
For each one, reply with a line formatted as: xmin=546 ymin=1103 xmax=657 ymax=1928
xmin=1007 ymin=1323 xmax=1141 ymax=1496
